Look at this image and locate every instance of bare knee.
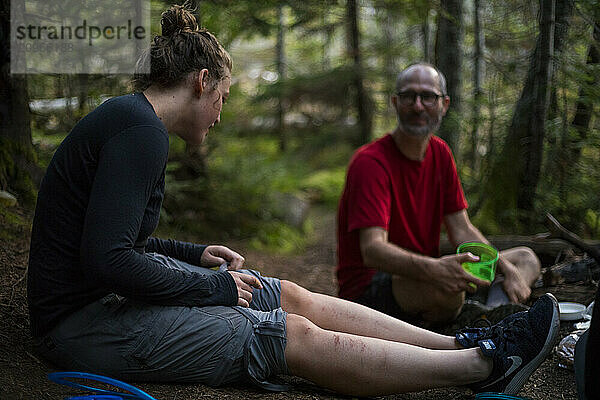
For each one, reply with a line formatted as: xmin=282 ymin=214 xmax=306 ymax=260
xmin=523 ymin=247 xmax=541 ymax=271
xmin=501 ymin=246 xmax=541 ymax=280
xmin=286 ymin=313 xmax=318 ymax=339
xmin=284 ymin=313 xmax=321 ymax=373
xmin=502 ymin=246 xmax=538 ymax=265
xmin=281 ymin=280 xmax=314 ymax=314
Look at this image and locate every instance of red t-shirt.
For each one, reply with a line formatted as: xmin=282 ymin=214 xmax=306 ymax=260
xmin=336 ymin=134 xmax=468 ymax=300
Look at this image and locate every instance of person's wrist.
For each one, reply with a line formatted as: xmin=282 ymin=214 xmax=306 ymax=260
xmin=422 ymin=256 xmax=438 ymax=280
xmin=498 ymin=258 xmax=516 ymax=276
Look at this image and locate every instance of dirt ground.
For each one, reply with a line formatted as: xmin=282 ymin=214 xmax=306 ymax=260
xmin=0 ymin=207 xmax=595 ymax=400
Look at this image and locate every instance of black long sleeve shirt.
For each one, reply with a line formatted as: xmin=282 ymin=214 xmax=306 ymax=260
xmin=27 ymin=93 xmax=237 ymax=338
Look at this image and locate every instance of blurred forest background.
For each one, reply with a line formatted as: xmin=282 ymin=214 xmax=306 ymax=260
xmin=1 ymin=0 xmax=599 ymax=252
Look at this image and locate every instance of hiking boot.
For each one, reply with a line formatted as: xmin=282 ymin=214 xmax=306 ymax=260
xmin=456 ymin=303 xmax=529 ymax=348
xmin=470 ymin=293 xmax=560 ymax=394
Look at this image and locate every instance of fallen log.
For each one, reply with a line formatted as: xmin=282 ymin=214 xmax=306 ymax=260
xmin=439 ymin=235 xmax=594 ymax=259
xmin=543 ymin=213 xmax=600 ymax=264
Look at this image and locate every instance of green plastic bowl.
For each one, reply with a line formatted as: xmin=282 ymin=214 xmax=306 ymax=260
xmin=457 ymin=242 xmax=499 ymax=282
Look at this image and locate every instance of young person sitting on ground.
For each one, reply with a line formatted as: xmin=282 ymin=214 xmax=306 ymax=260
xmin=27 ymin=4 xmax=560 ymax=396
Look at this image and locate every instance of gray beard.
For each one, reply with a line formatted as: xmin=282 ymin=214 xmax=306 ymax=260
xmin=397 ymin=112 xmax=442 ymax=137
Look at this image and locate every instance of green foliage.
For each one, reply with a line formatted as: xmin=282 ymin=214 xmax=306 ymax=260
xmin=249 ymin=220 xmax=309 ymax=254
xmin=0 ymin=207 xmax=30 ymax=242
xmin=140 ymin=0 xmax=600 ymax=242
xmin=255 ymin=65 xmax=355 ymax=108
xmin=460 ymin=0 xmax=600 ymax=237
xmin=199 ymin=0 xmax=282 ymax=46
xmin=0 ymin=138 xmax=38 ymax=207
xmin=159 ymin=120 xmax=353 ymax=250
xmin=19 ymin=0 xmax=600 ymax=251
xmin=300 ymin=167 xmax=346 ymax=207
xmin=585 ymin=209 xmax=600 ymax=238
xmin=31 ymin=128 xmax=68 ymax=169
xmin=160 ymin=135 xmax=309 ymax=246
xmin=28 ymin=74 xmax=131 ymax=137
xmin=538 ymin=128 xmax=600 ymax=236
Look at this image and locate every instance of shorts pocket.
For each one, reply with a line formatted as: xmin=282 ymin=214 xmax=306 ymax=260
xmin=125 ymin=305 xmax=241 ymax=386
xmin=234 ymin=307 xmax=290 ymax=391
xmin=124 ymin=305 xmax=186 ymax=370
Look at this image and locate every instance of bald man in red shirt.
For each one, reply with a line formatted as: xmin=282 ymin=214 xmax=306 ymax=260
xmin=337 ymin=63 xmax=541 ymax=326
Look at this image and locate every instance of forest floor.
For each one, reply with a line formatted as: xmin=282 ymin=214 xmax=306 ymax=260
xmin=0 ymin=206 xmax=595 ymax=400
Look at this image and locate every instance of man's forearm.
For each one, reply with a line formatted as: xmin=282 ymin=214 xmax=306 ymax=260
xmin=449 ymin=222 xmax=488 ymax=249
xmin=362 ymin=240 xmax=434 ymax=281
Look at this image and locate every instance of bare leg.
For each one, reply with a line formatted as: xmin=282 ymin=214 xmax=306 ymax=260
xmin=281 ymin=280 xmax=460 ymax=350
xmin=285 ymin=314 xmax=492 ymax=396
xmin=499 ymin=246 xmax=541 ymax=285
xmin=487 ymin=247 xmax=541 ymax=307
xmin=391 ymin=274 xmax=465 ymax=324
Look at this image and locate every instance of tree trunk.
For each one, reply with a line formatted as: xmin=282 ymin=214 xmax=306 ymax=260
xmin=570 ymin=10 xmax=599 ymax=165
xmin=381 ymin=8 xmax=395 ymax=80
xmin=77 ymin=75 xmax=89 ymax=113
xmin=0 ymin=75 xmax=31 ymax=147
xmin=0 ymin=0 xmax=30 ymax=147
xmin=547 ymin=0 xmax=573 ymax=120
xmin=486 ymin=75 xmax=498 ymax=169
xmin=276 ymin=4 xmax=287 ymax=151
xmin=347 ymin=0 xmax=372 ymax=145
xmin=64 ymin=76 xmax=75 ymax=127
xmin=557 ymin=70 xmax=569 ymax=205
xmin=421 ymin=0 xmax=431 ymax=62
xmin=482 ymin=0 xmax=554 ymax=228
xmin=543 ymin=0 xmax=572 ymax=208
xmin=435 ymin=0 xmax=463 ymax=153
xmin=516 ymin=0 xmax=554 ymax=216
xmin=0 ymin=0 xmax=39 ymax=205
xmin=469 ymin=0 xmax=484 ymax=171
xmin=322 ymin=14 xmax=333 ymax=71
xmin=378 ymin=5 xmax=396 ymax=117
xmin=469 ymin=72 xmax=498 ymax=218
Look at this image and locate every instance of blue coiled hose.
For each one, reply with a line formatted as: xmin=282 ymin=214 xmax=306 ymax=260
xmin=48 ymin=372 xmax=158 ymax=400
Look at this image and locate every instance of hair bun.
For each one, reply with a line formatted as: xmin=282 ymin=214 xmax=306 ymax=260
xmin=161 ymin=4 xmax=198 ymax=37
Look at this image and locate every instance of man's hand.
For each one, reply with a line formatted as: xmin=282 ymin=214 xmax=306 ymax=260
xmin=200 ymin=245 xmax=245 ymax=270
xmin=228 ymin=271 xmax=262 ymax=307
xmin=431 ymin=253 xmax=491 ymax=293
xmin=500 ymin=260 xmax=531 ymax=303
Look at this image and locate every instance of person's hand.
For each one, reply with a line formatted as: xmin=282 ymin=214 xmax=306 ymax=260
xmin=430 ymin=253 xmax=491 ymax=293
xmin=228 ymin=271 xmax=262 ymax=307
xmin=200 ymin=245 xmax=245 ymax=270
xmin=501 ymin=261 xmax=531 ymax=303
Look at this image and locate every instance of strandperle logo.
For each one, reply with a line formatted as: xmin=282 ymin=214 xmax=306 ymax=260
xmin=10 ymin=0 xmax=151 ymax=74
xmin=14 ymin=19 xmax=146 ymax=46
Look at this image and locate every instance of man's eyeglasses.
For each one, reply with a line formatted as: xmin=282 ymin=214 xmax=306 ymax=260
xmin=396 ymin=91 xmax=445 ymax=107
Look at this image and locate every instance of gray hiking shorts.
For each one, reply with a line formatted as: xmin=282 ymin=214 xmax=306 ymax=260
xmin=33 ymin=253 xmax=290 ymax=390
